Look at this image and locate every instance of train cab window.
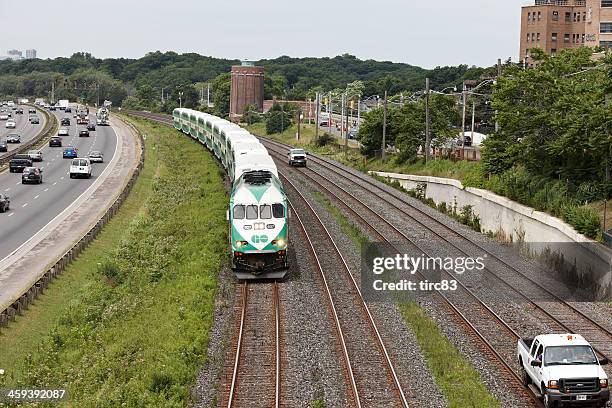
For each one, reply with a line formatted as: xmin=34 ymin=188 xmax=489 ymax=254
xmin=260 ymin=205 xmax=272 ymax=219
xmin=272 ymin=203 xmax=284 ymax=218
xmin=233 ymin=205 xmax=245 ymax=219
xmin=246 ymin=205 xmax=258 ymax=220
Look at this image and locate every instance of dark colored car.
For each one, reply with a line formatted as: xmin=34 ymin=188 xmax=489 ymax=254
xmin=0 ymin=139 xmax=7 ymax=152
xmin=6 ymin=133 xmax=20 ymax=143
xmin=61 ymin=117 xmax=71 ymax=126
xmin=49 ymin=136 xmax=62 ymax=147
xmin=87 ymin=123 xmax=96 ymax=131
xmin=15 ymin=108 xmax=23 ymax=114
xmin=49 ymin=105 xmax=56 ymax=111
xmin=79 ymin=129 xmax=90 ymax=137
xmin=0 ymin=194 xmax=9 ymax=213
xmin=63 ymin=147 xmax=78 ymax=158
xmin=9 ymin=155 xmax=33 ymax=172
xmin=28 ymin=108 xmax=36 ymax=114
xmin=65 ymin=107 xmax=72 ymax=113
xmin=21 ymin=167 xmax=43 ymax=184
xmin=29 ymin=116 xmax=39 ymax=124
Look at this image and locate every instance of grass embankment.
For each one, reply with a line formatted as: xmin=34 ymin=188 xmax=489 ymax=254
xmin=312 ymin=190 xmax=499 ymax=408
xmin=0 ymin=117 xmax=227 ymax=407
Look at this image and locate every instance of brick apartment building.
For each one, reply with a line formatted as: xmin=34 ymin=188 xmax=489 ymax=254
xmin=520 ymin=0 xmax=612 ymax=66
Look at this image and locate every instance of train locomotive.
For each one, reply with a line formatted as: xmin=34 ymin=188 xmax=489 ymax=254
xmin=173 ymin=108 xmax=289 ymax=279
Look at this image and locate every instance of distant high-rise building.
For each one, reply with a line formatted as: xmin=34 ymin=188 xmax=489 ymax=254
xmin=25 ymin=49 xmax=36 ymax=59
xmin=520 ymin=0 xmax=612 ymax=66
xmin=7 ymin=49 xmax=22 ymax=60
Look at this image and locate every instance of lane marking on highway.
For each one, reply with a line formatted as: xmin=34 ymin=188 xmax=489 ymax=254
xmin=43 ymin=188 xmax=48 ymax=192
xmin=15 ymin=182 xmax=19 ymax=186
xmin=60 ymin=176 xmax=64 ymax=180
xmin=34 ymin=195 xmax=39 ymax=200
xmin=21 ymin=203 xmax=28 ymax=208
xmin=4 ymin=188 xmax=9 ymax=192
xmin=52 ymin=182 xmax=57 ymax=186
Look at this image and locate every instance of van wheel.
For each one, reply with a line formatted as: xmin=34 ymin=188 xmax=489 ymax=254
xmin=519 ymin=364 xmax=530 ymax=386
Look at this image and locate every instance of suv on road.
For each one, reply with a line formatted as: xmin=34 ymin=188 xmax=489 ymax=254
xmin=49 ymin=136 xmax=62 ymax=147
xmin=288 ymin=148 xmax=307 ymax=167
xmin=6 ymin=133 xmax=20 ymax=143
xmin=27 ymin=150 xmax=43 ymax=162
xmin=61 ymin=117 xmax=71 ymax=126
xmin=58 ymin=127 xmax=70 ymax=136
xmin=70 ymin=158 xmax=92 ymax=179
xmin=518 ymin=333 xmax=609 ymax=408
xmin=21 ymin=167 xmax=43 ymax=184
xmin=9 ymin=154 xmax=33 ymax=172
xmin=0 ymin=194 xmax=10 ymax=213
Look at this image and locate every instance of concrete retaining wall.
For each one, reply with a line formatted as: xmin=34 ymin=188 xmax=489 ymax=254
xmin=372 ymin=171 xmax=612 ymax=299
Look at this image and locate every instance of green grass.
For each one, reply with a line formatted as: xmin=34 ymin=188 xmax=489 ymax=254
xmin=312 ymin=190 xmax=499 ymax=408
xmin=0 ymin=116 xmax=228 ymax=407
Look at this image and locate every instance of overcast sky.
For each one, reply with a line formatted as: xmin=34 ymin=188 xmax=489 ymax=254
xmin=0 ymin=0 xmax=533 ymax=68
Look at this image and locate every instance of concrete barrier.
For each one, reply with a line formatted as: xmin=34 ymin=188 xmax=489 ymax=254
xmin=372 ymin=171 xmax=612 ymax=300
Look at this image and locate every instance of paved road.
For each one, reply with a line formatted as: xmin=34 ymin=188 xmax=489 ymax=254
xmin=0 ymin=105 xmax=45 ymax=154
xmin=0 ymin=109 xmax=118 ymax=261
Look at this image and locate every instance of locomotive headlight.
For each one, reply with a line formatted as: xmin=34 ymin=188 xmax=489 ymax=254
xmin=276 ymin=238 xmax=285 ymax=247
xmin=235 ymin=240 xmax=245 ymax=248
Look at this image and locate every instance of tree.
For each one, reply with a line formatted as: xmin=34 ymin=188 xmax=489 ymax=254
xmin=243 ymin=104 xmax=262 ymax=125
xmin=265 ymin=102 xmax=292 ymax=134
xmin=211 ymin=73 xmax=231 ymax=117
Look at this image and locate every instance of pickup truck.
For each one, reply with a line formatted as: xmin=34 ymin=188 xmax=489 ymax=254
xmin=518 ymin=333 xmax=609 ymax=407
xmin=288 ymin=148 xmax=307 ymax=167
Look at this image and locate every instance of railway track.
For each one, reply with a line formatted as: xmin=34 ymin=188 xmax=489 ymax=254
xmin=221 ymin=282 xmax=281 ymax=408
xmin=260 ymin=138 xmax=612 ymax=358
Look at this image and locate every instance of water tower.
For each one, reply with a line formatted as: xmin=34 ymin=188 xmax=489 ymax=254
xmin=229 ymin=61 xmax=264 ymax=122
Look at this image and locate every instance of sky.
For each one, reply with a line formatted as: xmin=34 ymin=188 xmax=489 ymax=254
xmin=0 ymin=0 xmax=533 ymax=69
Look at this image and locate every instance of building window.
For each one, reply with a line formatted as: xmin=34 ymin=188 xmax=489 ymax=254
xmin=601 ymin=41 xmax=612 ymax=48
xmin=564 ymin=33 xmax=570 ymax=43
xmin=553 ymin=11 xmax=559 ymax=21
xmin=582 ymin=33 xmax=586 ymax=43
xmin=601 ymin=22 xmax=612 ymax=33
xmin=537 ymin=32 xmax=541 ymax=42
xmin=552 ymin=32 xmax=558 ymax=42
xmin=528 ymin=12 xmax=532 ymax=22
xmin=603 ymin=0 xmax=612 ymax=7
xmin=538 ymin=11 xmax=542 ymax=20
xmin=551 ymin=48 xmax=557 ymax=54
xmin=566 ymin=12 xmax=572 ymax=22
xmin=527 ymin=33 xmax=531 ymax=42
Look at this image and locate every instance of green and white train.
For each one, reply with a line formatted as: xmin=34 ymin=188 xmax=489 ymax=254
xmin=173 ymin=108 xmax=288 ymax=279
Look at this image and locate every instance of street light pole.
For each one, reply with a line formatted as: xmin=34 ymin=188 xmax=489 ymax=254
xmin=382 ymin=90 xmax=388 ymax=160
xmin=425 ymin=77 xmax=431 ymax=163
xmin=179 ymin=91 xmax=184 ymax=109
xmin=461 ymin=83 xmax=467 ymax=160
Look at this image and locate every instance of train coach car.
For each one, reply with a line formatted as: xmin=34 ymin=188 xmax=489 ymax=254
xmin=229 ymin=170 xmax=288 ymax=279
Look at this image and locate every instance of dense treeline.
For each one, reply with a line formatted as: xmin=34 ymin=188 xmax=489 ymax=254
xmin=0 ymin=51 xmax=486 ymax=114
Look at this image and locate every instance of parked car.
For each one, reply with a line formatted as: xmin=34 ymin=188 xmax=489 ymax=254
xmin=58 ymin=127 xmax=70 ymax=136
xmin=9 ymin=155 xmax=33 ymax=172
xmin=79 ymin=129 xmax=90 ymax=137
xmin=21 ymin=167 xmax=43 ymax=184
xmin=69 ymin=158 xmax=92 ymax=179
xmin=49 ymin=136 xmax=62 ymax=147
xmin=6 ymin=133 xmax=20 ymax=143
xmin=0 ymin=139 xmax=7 ymax=152
xmin=0 ymin=194 xmax=10 ymax=213
xmin=518 ymin=333 xmax=609 ymax=408
xmin=27 ymin=150 xmax=43 ymax=162
xmin=5 ymin=119 xmax=16 ymax=129
xmin=88 ymin=151 xmax=104 ymax=163
xmin=62 ymin=146 xmax=78 ymax=158
xmin=86 ymin=122 xmax=96 ymax=131
xmin=29 ymin=116 xmax=39 ymax=124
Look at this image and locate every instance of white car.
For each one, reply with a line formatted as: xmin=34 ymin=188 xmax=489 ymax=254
xmin=0 ymin=113 xmax=8 ymax=120
xmin=5 ymin=119 xmax=16 ymax=129
xmin=27 ymin=150 xmax=43 ymax=162
xmin=69 ymin=158 xmax=92 ymax=179
xmin=88 ymin=151 xmax=104 ymax=163
xmin=58 ymin=127 xmax=70 ymax=136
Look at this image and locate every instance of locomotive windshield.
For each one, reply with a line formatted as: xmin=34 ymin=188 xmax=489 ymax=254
xmin=272 ymin=204 xmax=284 ymax=218
xmin=233 ymin=205 xmax=245 ymax=219
xmin=246 ymin=205 xmax=258 ymax=220
xmin=260 ymin=205 xmax=272 ymax=219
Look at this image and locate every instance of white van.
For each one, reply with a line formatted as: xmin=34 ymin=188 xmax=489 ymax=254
xmin=69 ymin=158 xmax=92 ymax=179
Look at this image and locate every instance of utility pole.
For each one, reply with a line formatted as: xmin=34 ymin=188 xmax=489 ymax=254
xmin=382 ymin=90 xmax=388 ymax=160
xmin=161 ymin=87 xmax=165 ymax=104
xmin=340 ymin=93 xmax=345 ymax=140
xmin=297 ymin=110 xmax=302 ymax=140
xmin=345 ymin=99 xmax=349 ymax=152
xmin=425 ymin=77 xmax=431 ymax=163
xmin=461 ymin=82 xmax=467 ymax=160
xmin=179 ymin=91 xmax=184 ymax=109
xmin=495 ymin=58 xmax=502 ymax=133
xmin=207 ymin=83 xmax=210 ymax=107
xmin=315 ymin=92 xmax=320 ymax=141
xmin=51 ymin=81 xmax=55 ymax=104
xmin=328 ymin=92 xmax=332 ymax=135
xmin=357 ymin=97 xmax=361 ymax=131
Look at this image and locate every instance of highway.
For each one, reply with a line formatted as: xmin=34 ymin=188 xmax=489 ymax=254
xmin=0 ymin=108 xmax=118 ymax=262
xmin=0 ymin=106 xmax=46 ymax=154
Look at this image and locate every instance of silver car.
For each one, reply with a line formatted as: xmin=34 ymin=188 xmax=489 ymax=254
xmin=58 ymin=127 xmax=69 ymax=136
xmin=88 ymin=151 xmax=104 ymax=163
xmin=27 ymin=150 xmax=43 ymax=162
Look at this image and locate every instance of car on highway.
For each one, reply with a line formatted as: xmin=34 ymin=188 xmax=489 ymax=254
xmin=79 ymin=129 xmax=90 ymax=137
xmin=0 ymin=139 xmax=7 ymax=152
xmin=69 ymin=158 xmax=92 ymax=179
xmin=9 ymin=155 xmax=33 ymax=172
xmin=49 ymin=136 xmax=62 ymax=147
xmin=61 ymin=117 xmax=71 ymax=126
xmin=5 ymin=119 xmax=16 ymax=129
xmin=15 ymin=108 xmax=23 ymax=114
xmin=65 ymin=107 xmax=72 ymax=113
xmin=29 ymin=115 xmax=39 ymax=124
xmin=49 ymin=105 xmax=56 ymax=111
xmin=27 ymin=150 xmax=43 ymax=162
xmin=28 ymin=108 xmax=36 ymax=114
xmin=6 ymin=133 xmax=20 ymax=143
xmin=0 ymin=194 xmax=10 ymax=213
xmin=87 ymin=122 xmax=96 ymax=131
xmin=62 ymin=146 xmax=78 ymax=159
xmin=58 ymin=127 xmax=70 ymax=136
xmin=0 ymin=113 xmax=8 ymax=120
xmin=88 ymin=151 xmax=103 ymax=163
xmin=21 ymin=167 xmax=43 ymax=184
xmin=518 ymin=333 xmax=609 ymax=408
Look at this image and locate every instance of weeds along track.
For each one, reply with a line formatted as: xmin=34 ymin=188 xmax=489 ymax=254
xmin=262 ymin=138 xmax=612 ymax=361
xmin=220 ymin=282 xmax=281 ymax=408
xmin=267 ymin=146 xmax=541 ymax=408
